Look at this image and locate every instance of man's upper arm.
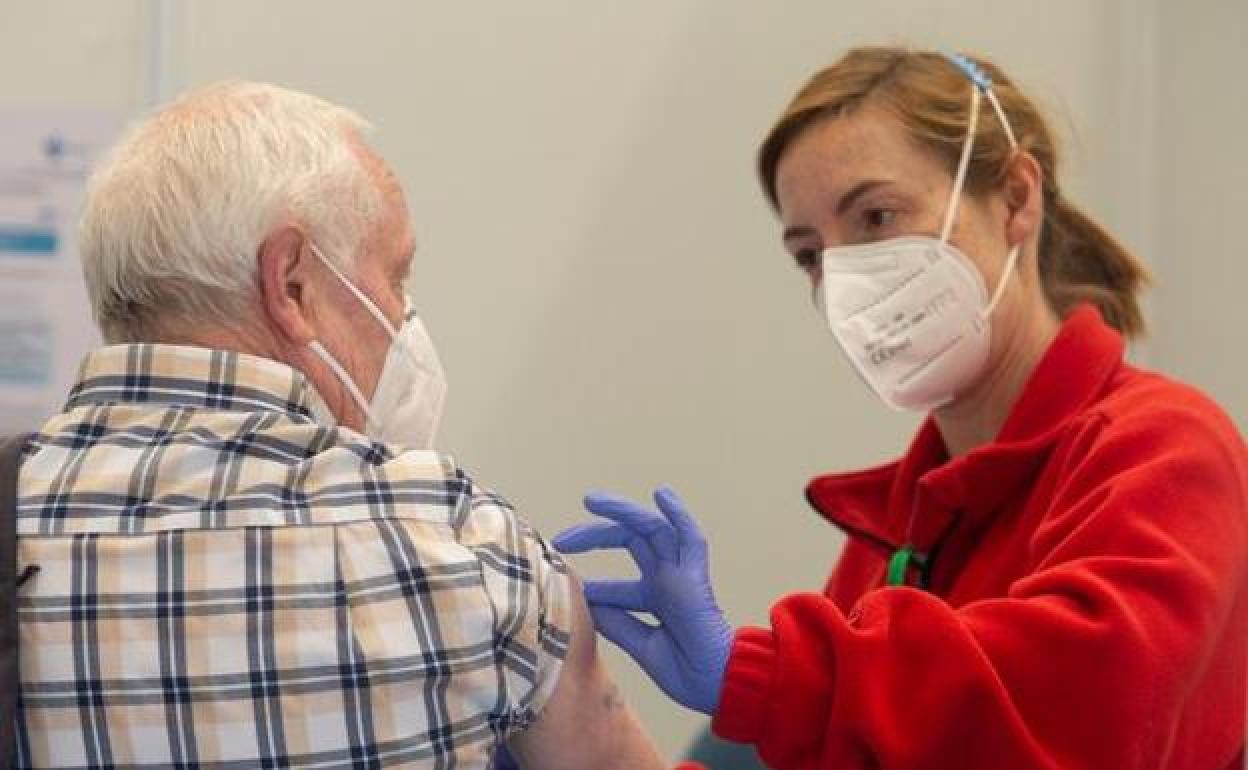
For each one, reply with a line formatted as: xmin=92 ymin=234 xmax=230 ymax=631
xmin=507 ymin=572 xmax=665 ymax=770
xmin=447 ymin=478 xmax=663 ymax=767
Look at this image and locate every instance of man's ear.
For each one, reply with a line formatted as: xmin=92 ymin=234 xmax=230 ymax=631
xmin=1003 ymin=150 xmax=1044 ymax=249
xmin=257 ymin=225 xmax=317 ymax=346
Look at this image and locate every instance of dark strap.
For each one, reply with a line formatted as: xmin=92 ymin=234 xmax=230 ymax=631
xmin=0 ymin=434 xmax=29 ymax=770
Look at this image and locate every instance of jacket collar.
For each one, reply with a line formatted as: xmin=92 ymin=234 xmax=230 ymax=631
xmin=806 ymin=305 xmax=1125 ymax=555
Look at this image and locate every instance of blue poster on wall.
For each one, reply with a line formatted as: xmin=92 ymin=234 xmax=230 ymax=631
xmin=0 ymin=110 xmax=121 ymax=432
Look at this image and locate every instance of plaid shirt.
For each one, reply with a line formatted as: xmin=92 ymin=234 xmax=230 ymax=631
xmin=12 ymin=344 xmax=571 ymax=769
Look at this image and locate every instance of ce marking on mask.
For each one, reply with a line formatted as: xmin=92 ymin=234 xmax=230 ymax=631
xmin=863 ymin=288 xmax=958 ymax=367
xmin=866 ymin=333 xmax=912 ymax=366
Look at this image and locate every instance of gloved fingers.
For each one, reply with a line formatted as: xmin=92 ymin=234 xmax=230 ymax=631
xmin=583 ymin=579 xmax=649 ymax=612
xmin=552 ymin=520 xmax=630 ymax=552
xmin=653 ymin=486 xmax=707 ymax=555
xmin=490 ymin=742 xmax=520 ymax=770
xmin=589 ymin=605 xmax=659 ymax=667
xmin=552 ymin=521 xmax=657 ymax=573
xmin=583 ymin=491 xmax=678 ymax=560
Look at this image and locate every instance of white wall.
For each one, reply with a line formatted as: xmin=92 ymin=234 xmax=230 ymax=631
xmin=0 ymin=1 xmax=149 ymax=110
xmin=1153 ymin=0 xmax=1248 ymax=428
xmin=2 ymin=0 xmax=1242 ymax=760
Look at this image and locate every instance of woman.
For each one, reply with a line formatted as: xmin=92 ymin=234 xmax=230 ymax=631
xmin=553 ymin=47 xmax=1248 ymax=770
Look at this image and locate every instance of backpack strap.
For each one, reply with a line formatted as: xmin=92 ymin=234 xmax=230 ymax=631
xmin=0 ymin=434 xmax=31 ymax=770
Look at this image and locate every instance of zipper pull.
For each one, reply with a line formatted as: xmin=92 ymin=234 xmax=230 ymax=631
xmin=886 ymin=544 xmax=916 ymax=587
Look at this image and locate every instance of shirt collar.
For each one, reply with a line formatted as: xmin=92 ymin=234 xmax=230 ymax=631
xmin=807 ymin=304 xmax=1125 ymax=554
xmin=65 ymin=343 xmax=334 ymax=423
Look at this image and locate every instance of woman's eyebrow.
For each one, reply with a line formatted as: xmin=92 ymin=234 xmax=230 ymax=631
xmin=835 ymin=179 xmax=891 ymax=215
xmin=782 ymin=178 xmax=894 ymax=244
xmin=782 ymin=224 xmax=817 ymax=245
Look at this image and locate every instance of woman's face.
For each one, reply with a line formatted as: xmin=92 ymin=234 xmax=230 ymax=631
xmin=773 ymin=103 xmax=1014 ymax=296
xmin=772 ymin=102 xmax=1050 ymax=416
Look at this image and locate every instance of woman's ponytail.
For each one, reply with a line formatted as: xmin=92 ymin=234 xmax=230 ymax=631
xmin=1039 ymin=192 xmax=1151 ymax=337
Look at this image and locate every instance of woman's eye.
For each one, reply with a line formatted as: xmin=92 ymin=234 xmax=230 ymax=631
xmin=864 ymin=208 xmax=897 ymax=231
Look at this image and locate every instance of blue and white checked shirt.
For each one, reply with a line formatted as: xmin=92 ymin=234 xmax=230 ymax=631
xmin=13 ymin=344 xmax=571 ymax=769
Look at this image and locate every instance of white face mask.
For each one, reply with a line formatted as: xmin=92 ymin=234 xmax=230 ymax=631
xmin=305 ymin=243 xmax=448 ymax=448
xmin=815 ymin=65 xmax=1022 ymax=412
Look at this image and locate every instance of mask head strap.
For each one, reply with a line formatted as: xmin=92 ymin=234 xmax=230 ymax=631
xmin=940 ymin=53 xmax=1024 ymax=316
xmin=944 ymin=54 xmax=1018 ymax=147
xmin=938 ymin=84 xmax=983 ymax=244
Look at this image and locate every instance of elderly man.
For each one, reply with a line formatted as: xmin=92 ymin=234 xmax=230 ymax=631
xmin=12 ymin=81 xmax=663 ymax=769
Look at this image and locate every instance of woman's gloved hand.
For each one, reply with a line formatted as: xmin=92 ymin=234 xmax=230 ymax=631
xmin=552 ymin=487 xmax=734 ymax=715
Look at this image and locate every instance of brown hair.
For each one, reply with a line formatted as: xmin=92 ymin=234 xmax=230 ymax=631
xmin=758 ymin=46 xmax=1149 ymax=337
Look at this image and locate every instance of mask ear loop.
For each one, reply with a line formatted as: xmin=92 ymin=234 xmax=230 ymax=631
xmin=983 ymin=244 xmax=1023 ymax=318
xmin=308 ymin=242 xmax=434 ymax=372
xmin=305 ymin=242 xmax=397 ymax=434
xmin=309 ymin=242 xmax=401 ymax=340
xmin=979 ymin=85 xmax=1023 ymax=318
xmin=307 ymin=339 xmax=381 ymax=431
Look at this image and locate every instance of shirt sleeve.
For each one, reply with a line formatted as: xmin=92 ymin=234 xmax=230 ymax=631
xmin=452 ymin=475 xmax=572 ymax=734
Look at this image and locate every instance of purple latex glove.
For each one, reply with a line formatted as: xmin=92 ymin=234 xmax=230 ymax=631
xmin=491 ymin=742 xmax=519 ymax=770
xmin=553 ymin=487 xmax=734 ymax=715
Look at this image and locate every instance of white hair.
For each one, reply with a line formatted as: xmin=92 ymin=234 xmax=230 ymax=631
xmin=80 ymin=80 xmax=383 ymax=342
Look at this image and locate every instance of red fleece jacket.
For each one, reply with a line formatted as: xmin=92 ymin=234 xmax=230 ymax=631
xmin=710 ymin=306 xmax=1248 ymax=770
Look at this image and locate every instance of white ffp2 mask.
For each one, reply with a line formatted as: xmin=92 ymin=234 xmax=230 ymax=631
xmin=816 ymin=71 xmax=1021 ymax=412
xmin=306 ymin=244 xmax=448 ymax=448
